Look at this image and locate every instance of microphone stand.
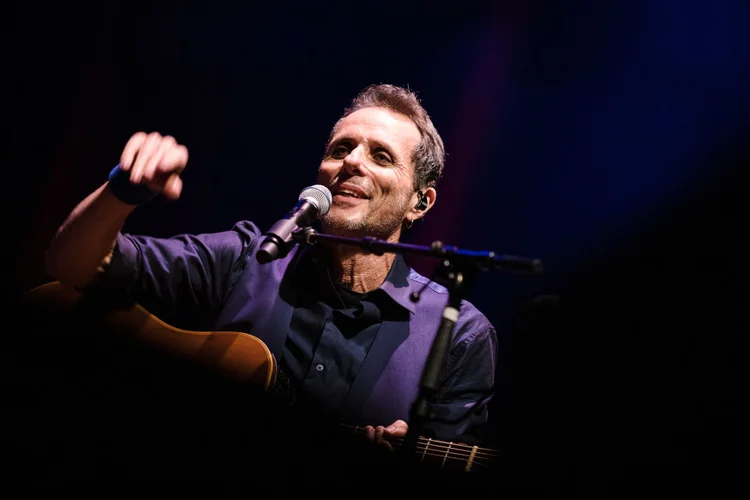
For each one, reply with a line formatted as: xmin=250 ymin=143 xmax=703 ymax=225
xmin=290 ymin=227 xmax=542 ymax=466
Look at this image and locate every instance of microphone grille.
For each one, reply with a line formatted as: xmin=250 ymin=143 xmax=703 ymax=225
xmin=299 ymin=184 xmax=332 ymax=216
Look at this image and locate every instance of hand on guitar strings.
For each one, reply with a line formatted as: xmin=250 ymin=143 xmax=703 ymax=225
xmin=363 ymin=419 xmax=408 ymax=452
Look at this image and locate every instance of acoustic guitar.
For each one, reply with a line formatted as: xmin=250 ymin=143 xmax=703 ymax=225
xmin=23 ymin=280 xmax=278 ymax=392
xmin=22 ymin=281 xmax=499 ymax=472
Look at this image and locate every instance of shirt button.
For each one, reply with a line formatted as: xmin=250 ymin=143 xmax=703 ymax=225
xmin=315 ymin=364 xmax=325 ymax=372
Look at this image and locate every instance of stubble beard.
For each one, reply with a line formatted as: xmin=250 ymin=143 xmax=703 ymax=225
xmin=321 ymin=194 xmax=411 ymax=241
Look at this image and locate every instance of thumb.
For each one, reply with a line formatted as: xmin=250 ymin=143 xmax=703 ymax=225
xmin=162 ymin=174 xmax=183 ymax=200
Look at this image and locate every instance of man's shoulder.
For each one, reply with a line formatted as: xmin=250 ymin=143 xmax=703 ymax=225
xmin=123 ymin=220 xmax=263 ymax=250
xmin=406 ymin=268 xmax=494 ymax=333
xmin=226 ymin=220 xmax=264 ymax=240
xmin=200 ymin=219 xmax=264 ymax=254
xmin=406 ymin=269 xmax=450 ymax=295
xmin=224 ymin=220 xmax=307 ymax=281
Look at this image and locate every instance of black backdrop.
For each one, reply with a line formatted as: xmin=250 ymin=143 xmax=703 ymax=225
xmin=7 ymin=1 xmax=748 ymax=496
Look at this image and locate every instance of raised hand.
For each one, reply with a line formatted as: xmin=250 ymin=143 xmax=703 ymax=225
xmin=119 ymin=131 xmax=189 ymax=200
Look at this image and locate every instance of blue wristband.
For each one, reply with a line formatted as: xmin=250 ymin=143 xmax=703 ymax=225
xmin=107 ymin=164 xmax=157 ymax=205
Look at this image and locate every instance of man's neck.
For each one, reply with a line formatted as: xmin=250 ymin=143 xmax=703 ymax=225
xmin=328 ymin=247 xmax=396 ymax=294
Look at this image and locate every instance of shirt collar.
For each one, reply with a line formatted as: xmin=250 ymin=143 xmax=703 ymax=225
xmin=378 ymin=253 xmax=417 ymax=314
xmin=304 ymin=245 xmax=417 ymax=315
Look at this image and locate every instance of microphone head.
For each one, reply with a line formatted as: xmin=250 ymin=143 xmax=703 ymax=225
xmin=299 ymin=184 xmax=332 ymax=216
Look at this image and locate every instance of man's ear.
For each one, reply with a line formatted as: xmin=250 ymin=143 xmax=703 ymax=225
xmin=408 ymin=187 xmax=437 ymax=223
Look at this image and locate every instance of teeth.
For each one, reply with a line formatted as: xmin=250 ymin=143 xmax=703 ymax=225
xmin=338 ymin=190 xmax=362 ymax=198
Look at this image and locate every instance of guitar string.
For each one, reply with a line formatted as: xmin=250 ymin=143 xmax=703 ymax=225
xmin=341 ymin=424 xmax=499 ymax=456
xmin=340 ymin=425 xmax=499 ymax=462
xmin=354 ymin=438 xmax=499 ymax=461
xmin=412 ymin=438 xmax=498 ymax=456
xmin=411 ymin=443 xmax=498 ymax=459
xmin=406 ymin=446 xmax=497 ymax=464
xmin=342 ymin=438 xmax=496 ymax=465
xmin=332 ymin=444 xmax=494 ymax=467
xmin=341 ymin=425 xmax=499 ymax=459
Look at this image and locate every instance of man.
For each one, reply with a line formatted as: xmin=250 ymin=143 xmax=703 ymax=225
xmin=43 ymin=84 xmax=498 ymax=478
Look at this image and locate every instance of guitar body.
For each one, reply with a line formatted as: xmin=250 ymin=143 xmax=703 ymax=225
xmin=17 ymin=281 xmax=499 ymax=482
xmin=10 ymin=281 xmax=291 ymax=484
xmin=23 ymin=281 xmax=277 ymax=392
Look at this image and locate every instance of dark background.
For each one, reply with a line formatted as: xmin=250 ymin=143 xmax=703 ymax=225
xmin=6 ymin=0 xmax=748 ymax=496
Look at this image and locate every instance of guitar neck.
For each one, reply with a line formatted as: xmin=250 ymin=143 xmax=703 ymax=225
xmin=340 ymin=424 xmax=498 ymax=472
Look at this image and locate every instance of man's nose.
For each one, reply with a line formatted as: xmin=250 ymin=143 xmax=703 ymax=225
xmin=342 ymin=146 xmax=367 ymax=175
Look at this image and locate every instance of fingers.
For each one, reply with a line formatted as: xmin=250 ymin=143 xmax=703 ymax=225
xmin=162 ymin=142 xmax=189 ymax=174
xmin=118 ymin=131 xmax=188 ymax=198
xmin=374 ymin=426 xmax=395 ymax=452
xmin=162 ymin=173 xmax=183 ymax=200
xmin=130 ymin=132 xmax=166 ymax=183
xmin=140 ymin=134 xmax=175 ymax=183
xmin=364 ymin=425 xmax=391 ymax=450
xmin=378 ymin=420 xmax=407 ymax=451
xmin=383 ymin=419 xmax=408 ymax=439
xmin=120 ymin=131 xmax=147 ymax=170
xmin=128 ymin=136 xmax=153 ymax=183
xmin=364 ymin=425 xmax=376 ymax=442
xmin=363 ymin=420 xmax=409 ymax=452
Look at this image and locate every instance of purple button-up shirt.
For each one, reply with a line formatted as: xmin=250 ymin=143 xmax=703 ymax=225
xmin=100 ymin=220 xmax=498 ymax=443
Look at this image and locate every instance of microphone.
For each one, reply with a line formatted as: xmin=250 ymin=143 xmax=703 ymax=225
xmin=256 ymin=184 xmax=332 ymax=264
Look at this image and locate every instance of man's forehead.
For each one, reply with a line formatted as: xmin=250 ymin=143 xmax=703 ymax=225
xmin=331 ymin=107 xmax=420 ymax=144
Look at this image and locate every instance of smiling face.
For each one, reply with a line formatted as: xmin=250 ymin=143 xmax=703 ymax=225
xmin=317 ymin=106 xmax=423 ymax=241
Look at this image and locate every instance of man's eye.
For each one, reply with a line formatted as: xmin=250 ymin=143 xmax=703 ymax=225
xmin=329 ymin=145 xmax=350 ymax=158
xmin=373 ymin=151 xmax=393 ymax=164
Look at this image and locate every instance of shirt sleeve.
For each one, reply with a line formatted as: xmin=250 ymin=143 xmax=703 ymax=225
xmin=423 ymin=313 xmax=498 ymax=445
xmin=83 ymin=220 xmax=260 ymax=329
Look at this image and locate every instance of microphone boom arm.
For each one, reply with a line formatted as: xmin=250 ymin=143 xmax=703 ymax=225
xmin=292 ymin=226 xmax=542 ymax=274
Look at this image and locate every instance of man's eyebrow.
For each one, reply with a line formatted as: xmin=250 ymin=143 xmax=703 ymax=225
xmin=327 ymin=135 xmax=398 ymax=156
xmin=329 ymin=135 xmax=353 ymax=144
xmin=325 ymin=136 xmax=352 ymax=152
xmin=367 ymin=138 xmax=394 ymax=151
xmin=369 ymin=140 xmax=401 ymax=162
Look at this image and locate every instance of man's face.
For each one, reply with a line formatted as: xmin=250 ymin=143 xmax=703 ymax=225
xmin=317 ymin=107 xmax=421 ymax=241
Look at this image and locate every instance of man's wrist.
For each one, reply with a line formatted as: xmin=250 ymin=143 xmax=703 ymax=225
xmin=107 ymin=164 xmax=157 ymax=205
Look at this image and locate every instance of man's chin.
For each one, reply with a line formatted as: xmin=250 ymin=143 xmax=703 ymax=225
xmin=320 ymin=219 xmax=364 ymax=236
